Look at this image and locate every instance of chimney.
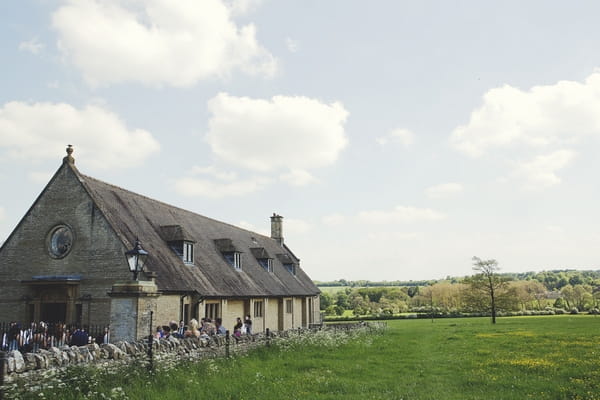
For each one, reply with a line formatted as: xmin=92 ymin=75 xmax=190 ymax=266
xmin=270 ymin=213 xmax=284 ymax=246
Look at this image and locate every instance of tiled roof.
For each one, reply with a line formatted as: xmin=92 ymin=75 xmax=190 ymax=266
xmin=74 ymin=167 xmax=319 ymax=297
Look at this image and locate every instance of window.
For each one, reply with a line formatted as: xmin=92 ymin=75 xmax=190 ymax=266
xmin=258 ymin=258 xmax=274 ymax=273
xmin=285 ymin=299 xmax=293 ymax=314
xmin=224 ymin=252 xmax=242 ymax=269
xmin=284 ymin=263 xmax=296 ymax=276
xmin=183 ymin=242 xmax=194 ymax=264
xmin=168 ymin=240 xmax=195 ymax=265
xmin=254 ymin=301 xmax=264 ymax=318
xmin=205 ymin=303 xmax=220 ymax=320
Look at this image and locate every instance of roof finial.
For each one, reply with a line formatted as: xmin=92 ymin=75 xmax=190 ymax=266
xmin=63 ymin=144 xmax=75 ymax=165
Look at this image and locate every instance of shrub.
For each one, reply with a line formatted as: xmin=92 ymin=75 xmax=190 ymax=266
xmin=570 ymin=307 xmax=579 ymax=315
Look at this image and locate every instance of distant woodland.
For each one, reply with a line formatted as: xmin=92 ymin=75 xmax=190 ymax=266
xmin=316 ymin=269 xmax=600 ymax=317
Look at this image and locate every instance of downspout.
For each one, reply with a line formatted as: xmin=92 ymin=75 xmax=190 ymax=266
xmin=179 ymin=294 xmax=187 ymax=323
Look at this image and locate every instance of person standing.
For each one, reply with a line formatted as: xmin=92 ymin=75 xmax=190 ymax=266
xmin=215 ymin=318 xmax=226 ymax=335
xmin=244 ymin=315 xmax=252 ymax=335
xmin=8 ymin=321 xmax=20 ymax=351
xmin=233 ymin=317 xmax=243 ymax=337
xmin=70 ymin=326 xmax=88 ymax=346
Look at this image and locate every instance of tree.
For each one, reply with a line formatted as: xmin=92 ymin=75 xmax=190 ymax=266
xmin=464 ymin=256 xmax=509 ymax=324
xmin=336 ymin=292 xmax=350 ymax=309
xmin=319 ymin=292 xmax=333 ymax=310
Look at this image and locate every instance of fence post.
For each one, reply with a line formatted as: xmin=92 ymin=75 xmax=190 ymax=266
xmin=265 ymin=328 xmax=270 ymax=347
xmin=0 ymin=350 xmax=6 ymax=400
xmin=147 ymin=311 xmax=153 ymax=372
xmin=225 ymin=330 xmax=230 ymax=358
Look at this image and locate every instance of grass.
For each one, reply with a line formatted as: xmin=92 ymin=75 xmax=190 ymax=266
xmin=317 ymin=286 xmax=354 ymax=294
xmin=9 ymin=315 xmax=600 ymax=400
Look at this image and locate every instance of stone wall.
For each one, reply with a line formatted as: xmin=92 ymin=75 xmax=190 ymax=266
xmin=0 ymin=164 xmax=131 ymax=325
xmin=2 ymin=336 xmax=241 ymax=386
xmin=1 ymin=327 xmax=330 ymax=384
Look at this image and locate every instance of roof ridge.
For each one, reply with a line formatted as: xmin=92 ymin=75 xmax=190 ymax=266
xmin=78 ymin=172 xmax=276 ymax=241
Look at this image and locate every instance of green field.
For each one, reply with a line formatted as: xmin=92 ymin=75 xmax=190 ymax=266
xmin=9 ymin=315 xmax=600 ymax=399
xmin=317 ymin=285 xmax=354 ymax=294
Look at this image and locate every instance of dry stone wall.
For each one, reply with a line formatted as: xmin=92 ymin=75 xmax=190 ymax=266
xmin=2 ymin=329 xmax=309 ymax=384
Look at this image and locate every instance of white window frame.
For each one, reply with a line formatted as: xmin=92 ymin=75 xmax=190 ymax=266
xmin=234 ymin=252 xmax=242 ymax=270
xmin=183 ymin=242 xmax=194 ymax=264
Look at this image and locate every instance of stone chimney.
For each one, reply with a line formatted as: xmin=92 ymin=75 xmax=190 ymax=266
xmin=270 ymin=213 xmax=284 ymax=246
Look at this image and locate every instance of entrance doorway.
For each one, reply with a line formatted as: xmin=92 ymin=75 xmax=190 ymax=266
xmin=41 ymin=303 xmax=67 ymax=323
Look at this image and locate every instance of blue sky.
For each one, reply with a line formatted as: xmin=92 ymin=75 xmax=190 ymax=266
xmin=2 ymin=1 xmax=600 ymax=281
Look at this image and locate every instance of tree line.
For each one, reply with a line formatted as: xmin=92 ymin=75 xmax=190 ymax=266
xmin=319 ymin=263 xmax=600 ymax=319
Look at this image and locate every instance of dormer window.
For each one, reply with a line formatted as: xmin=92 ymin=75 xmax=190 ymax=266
xmin=250 ymin=247 xmax=273 ymax=273
xmin=215 ymin=239 xmax=242 ymax=270
xmin=258 ymin=258 xmax=274 ymax=273
xmin=284 ymin=263 xmax=296 ymax=276
xmin=159 ymin=225 xmax=195 ymax=266
xmin=224 ymin=252 xmax=242 ymax=270
xmin=277 ymin=253 xmax=297 ymax=276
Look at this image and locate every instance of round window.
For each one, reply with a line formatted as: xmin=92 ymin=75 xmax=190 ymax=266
xmin=48 ymin=225 xmax=74 ymax=258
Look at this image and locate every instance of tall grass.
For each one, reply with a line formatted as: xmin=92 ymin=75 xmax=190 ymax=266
xmin=7 ymin=316 xmax=600 ymax=399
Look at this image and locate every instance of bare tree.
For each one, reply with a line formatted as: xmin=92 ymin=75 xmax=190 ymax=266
xmin=465 ymin=256 xmax=509 ymax=324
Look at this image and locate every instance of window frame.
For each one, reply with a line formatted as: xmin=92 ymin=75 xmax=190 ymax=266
xmin=284 ymin=263 xmax=296 ymax=276
xmin=224 ymin=251 xmax=243 ymax=270
xmin=258 ymin=258 xmax=274 ymax=273
xmin=205 ymin=303 xmax=220 ymax=320
xmin=183 ymin=241 xmax=194 ymax=265
xmin=254 ymin=301 xmax=264 ymax=318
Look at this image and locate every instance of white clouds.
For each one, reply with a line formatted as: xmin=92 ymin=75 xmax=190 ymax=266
xmin=285 ymin=218 xmax=312 ymax=235
xmin=28 ymin=171 xmax=54 ymax=184
xmin=510 ymin=150 xmax=576 ymax=188
xmin=322 ymin=213 xmax=346 ymax=226
xmin=19 ymin=37 xmax=44 ymax=54
xmin=174 ymin=176 xmax=271 ymax=198
xmin=426 ymin=182 xmax=463 ymax=199
xmin=321 ymin=206 xmax=446 ymax=226
xmin=174 ymin=164 xmax=275 ymax=199
xmin=52 ymin=0 xmax=276 ymax=87
xmin=189 ymin=165 xmax=238 ymax=182
xmin=226 ymin=0 xmax=264 ymax=16
xmin=451 ymin=72 xmax=600 ymax=157
xmin=451 ymin=71 xmax=600 ymax=188
xmin=285 ymin=37 xmax=298 ymax=53
xmin=237 ymin=220 xmax=268 ymax=236
xmin=366 ymin=231 xmax=423 ymax=241
xmin=0 ymin=101 xmax=160 ymax=169
xmin=358 ymin=205 xmax=445 ymax=224
xmin=377 ymin=128 xmax=414 ymax=147
xmin=279 ymin=169 xmax=317 ymax=187
xmin=206 ymin=93 xmax=349 ymax=171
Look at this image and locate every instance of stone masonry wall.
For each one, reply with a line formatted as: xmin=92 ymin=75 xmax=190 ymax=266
xmin=2 ymin=325 xmax=366 ymax=385
xmin=0 ymin=164 xmax=131 ymax=325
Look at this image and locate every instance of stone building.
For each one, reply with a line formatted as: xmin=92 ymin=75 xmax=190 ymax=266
xmin=0 ymin=147 xmax=320 ymax=339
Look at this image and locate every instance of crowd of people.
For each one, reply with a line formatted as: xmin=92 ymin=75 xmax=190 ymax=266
xmin=1 ymin=321 xmax=110 ymax=352
xmin=2 ymin=314 xmax=254 ymax=353
xmin=154 ymin=315 xmax=253 ymax=341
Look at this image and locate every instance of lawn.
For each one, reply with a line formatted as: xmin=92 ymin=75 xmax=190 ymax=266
xmin=9 ymin=315 xmax=600 ymax=400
